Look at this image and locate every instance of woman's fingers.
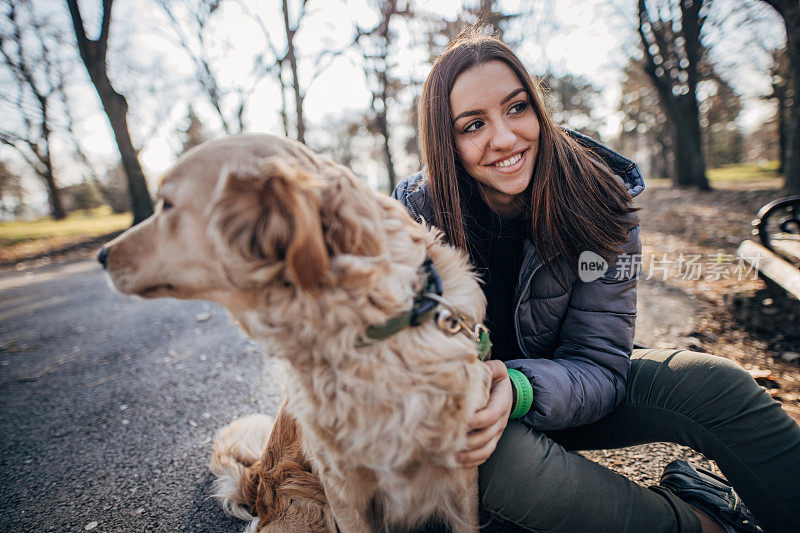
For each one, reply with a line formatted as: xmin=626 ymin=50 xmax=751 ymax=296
xmin=468 ymin=402 xmax=503 ymax=430
xmin=457 ymin=421 xmax=505 ymax=466
xmin=464 ymin=416 xmax=506 ymax=451
xmin=486 ymin=359 xmax=509 ymax=382
xmin=458 ymin=411 xmax=508 ymax=466
xmin=458 ymin=360 xmax=516 ymax=467
xmin=468 ymin=361 xmax=513 ymax=430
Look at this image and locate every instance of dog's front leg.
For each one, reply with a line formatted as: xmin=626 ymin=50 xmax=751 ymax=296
xmin=448 ymin=468 xmax=481 ymax=533
xmin=321 ymin=477 xmax=371 ymax=533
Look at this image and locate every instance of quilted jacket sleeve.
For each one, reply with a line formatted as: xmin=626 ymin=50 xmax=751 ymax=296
xmin=505 ymin=211 xmax=641 ymax=431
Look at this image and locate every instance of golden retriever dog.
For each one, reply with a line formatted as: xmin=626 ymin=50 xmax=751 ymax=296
xmin=99 ymin=135 xmax=492 ymax=532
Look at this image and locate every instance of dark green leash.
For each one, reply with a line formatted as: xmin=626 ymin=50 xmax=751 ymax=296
xmin=358 ymin=257 xmax=492 ymax=361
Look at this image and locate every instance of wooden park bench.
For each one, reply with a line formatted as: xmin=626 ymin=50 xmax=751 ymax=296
xmin=737 ymin=196 xmax=800 ymax=299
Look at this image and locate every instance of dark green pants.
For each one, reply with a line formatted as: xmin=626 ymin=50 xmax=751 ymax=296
xmin=479 ymin=349 xmax=800 ymax=532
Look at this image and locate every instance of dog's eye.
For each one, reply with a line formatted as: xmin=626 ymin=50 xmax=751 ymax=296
xmin=162 ymin=199 xmax=174 ymax=210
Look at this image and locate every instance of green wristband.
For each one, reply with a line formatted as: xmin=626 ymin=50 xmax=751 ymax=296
xmin=507 ymin=368 xmax=533 ymax=419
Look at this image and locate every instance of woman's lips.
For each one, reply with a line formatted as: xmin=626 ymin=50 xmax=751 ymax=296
xmin=489 ymin=150 xmax=526 ymax=173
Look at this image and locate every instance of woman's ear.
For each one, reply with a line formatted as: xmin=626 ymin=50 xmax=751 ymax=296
xmin=210 ymin=157 xmax=329 ymax=290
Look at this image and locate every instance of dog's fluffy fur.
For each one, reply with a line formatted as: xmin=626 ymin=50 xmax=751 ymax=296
xmin=102 ymin=135 xmax=491 ymax=532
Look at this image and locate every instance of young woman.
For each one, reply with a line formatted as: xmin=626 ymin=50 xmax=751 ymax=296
xmin=392 ymin=31 xmax=800 ymax=533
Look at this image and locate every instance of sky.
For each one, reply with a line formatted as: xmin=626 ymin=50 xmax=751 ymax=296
xmin=3 ymin=0 xmax=787 ymax=209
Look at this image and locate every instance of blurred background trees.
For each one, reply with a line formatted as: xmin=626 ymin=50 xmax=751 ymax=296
xmin=636 ymin=0 xmax=710 ymax=190
xmin=0 ymin=160 xmax=25 ymax=218
xmin=759 ymin=0 xmax=799 ymax=194
xmin=767 ymin=46 xmax=791 ymax=174
xmin=0 ymin=0 xmax=796 ymax=222
xmin=542 ymin=73 xmax=603 ymax=140
xmin=0 ymin=0 xmax=71 ymax=219
xmin=354 ymin=0 xmax=412 ymax=191
xmin=617 ymin=58 xmax=673 ymax=181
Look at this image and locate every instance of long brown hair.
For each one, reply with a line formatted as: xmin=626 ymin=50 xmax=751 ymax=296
xmin=419 ymin=29 xmax=637 ymax=284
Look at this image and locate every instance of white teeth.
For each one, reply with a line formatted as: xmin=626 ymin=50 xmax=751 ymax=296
xmin=493 ymin=153 xmax=522 ymax=167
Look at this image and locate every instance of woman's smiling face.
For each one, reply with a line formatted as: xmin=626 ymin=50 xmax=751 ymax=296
xmin=450 ymin=60 xmax=540 ymax=216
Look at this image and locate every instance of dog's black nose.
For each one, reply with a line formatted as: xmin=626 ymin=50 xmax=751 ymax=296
xmin=97 ymin=247 xmax=109 ymax=268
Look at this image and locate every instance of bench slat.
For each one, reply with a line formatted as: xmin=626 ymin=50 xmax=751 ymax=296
xmin=737 ymin=239 xmax=800 ymax=300
xmin=771 ymin=233 xmax=800 ymax=267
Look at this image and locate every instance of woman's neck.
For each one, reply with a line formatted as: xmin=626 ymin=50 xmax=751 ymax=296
xmin=477 ymin=186 xmax=528 ymax=218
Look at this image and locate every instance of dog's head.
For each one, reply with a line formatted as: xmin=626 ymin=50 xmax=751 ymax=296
xmin=100 ymin=135 xmax=387 ymax=306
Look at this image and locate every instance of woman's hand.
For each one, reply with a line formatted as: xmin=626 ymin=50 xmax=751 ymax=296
xmin=457 ymin=360 xmax=514 ymax=468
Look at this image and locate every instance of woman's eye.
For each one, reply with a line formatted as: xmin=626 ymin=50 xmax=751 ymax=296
xmin=509 ymin=101 xmax=529 ymax=114
xmin=462 ymin=120 xmax=483 ymax=134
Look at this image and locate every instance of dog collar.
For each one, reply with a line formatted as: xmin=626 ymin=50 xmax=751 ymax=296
xmin=358 ymin=257 xmax=492 ymax=360
xmin=361 ymin=256 xmax=442 ymax=342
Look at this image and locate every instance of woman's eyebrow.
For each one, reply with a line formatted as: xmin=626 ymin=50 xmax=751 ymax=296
xmin=501 ymin=88 xmax=526 ymax=104
xmin=452 ymin=87 xmax=526 ymax=122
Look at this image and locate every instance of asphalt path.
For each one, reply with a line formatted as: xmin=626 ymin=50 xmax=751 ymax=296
xmin=0 ymin=257 xmax=697 ymax=532
xmin=0 ymin=259 xmax=284 ymax=532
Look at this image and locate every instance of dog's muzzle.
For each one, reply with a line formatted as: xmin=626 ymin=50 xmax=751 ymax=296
xmin=97 ymin=247 xmax=109 ymax=269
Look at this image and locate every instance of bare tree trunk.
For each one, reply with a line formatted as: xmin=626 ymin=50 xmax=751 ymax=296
xmin=637 ymin=0 xmax=710 ymax=190
xmin=42 ymin=176 xmax=65 ymax=219
xmin=782 ymin=5 xmax=800 ymax=194
xmin=41 ymin=140 xmax=65 ymax=220
xmin=377 ymin=90 xmax=397 ymax=190
xmin=762 ymin=0 xmax=800 ymax=194
xmin=37 ymin=101 xmax=66 ymax=220
xmin=673 ymin=97 xmax=708 ymax=189
xmin=770 ymin=47 xmax=790 ymax=174
xmin=278 ymin=61 xmax=290 ymax=137
xmin=788 ymin=90 xmax=800 ymax=195
xmin=66 ymin=0 xmax=153 ymax=224
xmin=282 ymin=0 xmax=305 ymax=143
xmin=105 ymin=93 xmax=154 ymax=222
xmin=778 ymin=93 xmax=788 ymax=174
xmin=377 ymin=6 xmax=396 ymax=190
xmin=652 ymin=133 xmax=672 ymax=180
xmin=0 ymin=135 xmax=65 ymax=219
xmin=30 ymin=111 xmax=67 ymax=221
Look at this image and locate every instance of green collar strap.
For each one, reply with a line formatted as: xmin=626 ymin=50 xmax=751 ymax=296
xmin=359 ymin=257 xmax=492 ymax=361
xmin=362 ymin=256 xmax=442 ymax=342
xmin=476 ymin=329 xmax=492 ymax=361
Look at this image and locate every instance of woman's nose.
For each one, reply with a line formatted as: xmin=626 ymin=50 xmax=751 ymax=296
xmin=490 ymin=121 xmax=516 ymax=151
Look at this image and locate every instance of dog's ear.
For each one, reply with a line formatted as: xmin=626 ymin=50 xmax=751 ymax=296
xmin=319 ymin=162 xmax=385 ymax=257
xmin=211 ymin=158 xmax=329 ymax=289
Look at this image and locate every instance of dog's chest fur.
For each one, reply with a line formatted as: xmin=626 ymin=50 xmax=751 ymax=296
xmin=241 ymin=201 xmax=492 ymax=529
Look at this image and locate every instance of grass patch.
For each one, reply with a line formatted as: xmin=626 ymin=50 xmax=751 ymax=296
xmin=707 ymin=162 xmax=780 ymax=182
xmin=0 ymin=207 xmax=131 ymax=246
xmin=0 ymin=207 xmax=131 ymax=261
xmin=644 ymin=162 xmax=780 ymax=185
